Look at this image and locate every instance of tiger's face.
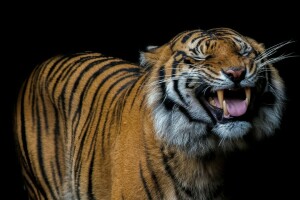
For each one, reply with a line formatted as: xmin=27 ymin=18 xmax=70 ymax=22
xmin=141 ymin=28 xmax=286 ymax=155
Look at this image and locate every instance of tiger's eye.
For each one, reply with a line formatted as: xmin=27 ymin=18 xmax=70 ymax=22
xmin=183 ymin=58 xmax=193 ymax=65
xmin=205 ymin=55 xmax=213 ymax=60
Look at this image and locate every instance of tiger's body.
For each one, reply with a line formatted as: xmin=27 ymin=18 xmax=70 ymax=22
xmin=15 ymin=28 xmax=286 ymax=199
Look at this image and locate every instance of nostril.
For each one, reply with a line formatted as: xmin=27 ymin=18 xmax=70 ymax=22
xmin=223 ymin=67 xmax=246 ymax=82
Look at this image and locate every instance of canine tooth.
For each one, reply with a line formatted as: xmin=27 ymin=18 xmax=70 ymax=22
xmin=217 ymin=90 xmax=224 ymax=108
xmin=245 ymin=87 xmax=251 ymax=105
xmin=223 ymin=100 xmax=229 ymax=116
xmin=246 ymin=98 xmax=249 ymax=106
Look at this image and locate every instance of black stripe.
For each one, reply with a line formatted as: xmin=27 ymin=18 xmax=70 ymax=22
xmin=49 ymin=53 xmax=99 ymax=83
xmin=147 ymin=162 xmax=163 ymax=199
xmin=247 ymin=64 xmax=257 ymax=80
xmin=30 ymin=67 xmax=41 ymax=124
xmin=74 ymin=106 xmax=96 ymax=190
xmin=62 ymin=54 xmax=105 ymax=81
xmin=20 ymin=79 xmax=32 ymax=170
xmin=67 ymin=62 xmax=139 ymax=150
xmin=198 ymin=98 xmax=217 ymax=125
xmin=171 ymin=50 xmax=186 ymax=105
xmin=76 ymin=158 xmax=83 ymax=200
xmin=87 ymin=150 xmax=96 ymax=200
xmin=266 ymin=64 xmax=272 ymax=87
xmin=40 ymin=88 xmax=49 ymax=132
xmin=158 ymin=73 xmax=176 ymax=111
xmin=200 ymin=45 xmax=204 ymax=55
xmin=159 ymin=66 xmax=166 ymax=94
xmin=66 ymin=62 xmax=138 ymax=161
xmin=177 ymin=104 xmax=208 ymax=124
xmin=51 ymin=55 xmax=98 ymax=96
xmin=73 ymin=86 xmax=107 ymax=166
xmin=71 ymin=65 xmax=138 ymax=127
xmin=161 ymin=147 xmax=193 ymax=198
xmin=47 ymin=55 xmax=76 ymax=82
xmin=20 ymin=80 xmax=47 ymax=198
xmin=248 ymin=60 xmax=255 ymax=73
xmin=191 ymin=36 xmax=202 ymax=44
xmin=135 ymin=63 xmax=153 ymax=110
xmin=130 ymin=74 xmax=149 ymax=109
xmin=139 ymin=95 xmax=147 ymax=110
xmin=53 ymin=107 xmax=63 ymax=185
xmin=211 ymin=41 xmax=217 ymax=49
xmin=171 ymin=58 xmax=177 ymax=76
xmin=200 ymin=72 xmax=223 ymax=83
xmin=60 ymin=60 xmax=128 ymax=166
xmin=181 ymin=30 xmax=199 ymax=43
xmin=139 ymin=162 xmax=153 ymax=200
xmin=143 ymin=131 xmax=164 ymax=199
xmin=100 ymin=73 xmax=139 ymax=156
xmin=196 ymin=37 xmax=207 ymax=52
xmin=161 ymin=147 xmax=180 ymax=197
xmin=52 ymin=55 xmax=99 ymax=105
xmin=35 ymin=96 xmax=56 ymax=199
xmin=190 ymin=47 xmax=199 ymax=56
xmin=164 ymin=98 xmax=176 ymax=110
xmin=170 ymin=31 xmax=190 ymax=50
xmin=105 ymin=78 xmax=137 ymax=147
xmin=23 ymin=177 xmax=40 ymax=200
xmin=50 ymin=161 xmax=60 ymax=197
xmin=68 ymin=57 xmax=115 ymax=116
xmin=173 ymin=80 xmax=187 ymax=105
xmin=162 ymin=94 xmax=212 ymax=124
xmin=71 ymin=60 xmax=134 ymax=118
xmin=110 ymin=70 xmax=141 ymax=102
xmin=203 ymin=67 xmax=219 ymax=76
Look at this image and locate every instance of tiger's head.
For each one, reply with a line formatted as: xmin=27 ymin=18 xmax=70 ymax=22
xmin=140 ymin=28 xmax=287 ymax=156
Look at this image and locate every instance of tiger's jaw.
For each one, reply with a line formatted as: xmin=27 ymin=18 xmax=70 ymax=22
xmin=198 ymin=86 xmax=255 ymax=139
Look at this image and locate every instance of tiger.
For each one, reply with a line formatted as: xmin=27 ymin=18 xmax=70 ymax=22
xmin=14 ymin=27 xmax=287 ymax=200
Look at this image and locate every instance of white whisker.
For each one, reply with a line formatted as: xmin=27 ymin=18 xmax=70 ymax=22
xmin=255 ymin=40 xmax=294 ymax=63
xmin=259 ymin=53 xmax=294 ymax=67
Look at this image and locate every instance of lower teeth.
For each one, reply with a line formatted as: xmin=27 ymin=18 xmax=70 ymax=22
xmin=223 ymin=100 xmax=229 ymax=116
xmin=209 ymin=97 xmax=215 ymax=106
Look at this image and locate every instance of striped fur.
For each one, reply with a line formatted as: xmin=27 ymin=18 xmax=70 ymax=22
xmin=14 ymin=28 xmax=286 ymax=199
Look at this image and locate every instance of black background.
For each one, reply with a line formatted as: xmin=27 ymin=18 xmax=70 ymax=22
xmin=3 ymin=3 xmax=299 ymax=200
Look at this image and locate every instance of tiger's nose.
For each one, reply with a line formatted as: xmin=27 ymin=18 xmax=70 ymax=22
xmin=223 ymin=67 xmax=246 ymax=82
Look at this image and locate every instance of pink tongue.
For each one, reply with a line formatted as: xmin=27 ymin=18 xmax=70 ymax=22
xmin=214 ymin=97 xmax=248 ymax=117
xmin=226 ymin=99 xmax=247 ymax=116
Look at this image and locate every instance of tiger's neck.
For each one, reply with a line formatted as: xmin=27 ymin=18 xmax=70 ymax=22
xmin=140 ymin=112 xmax=226 ymax=199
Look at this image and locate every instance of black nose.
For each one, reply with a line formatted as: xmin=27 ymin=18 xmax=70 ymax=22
xmin=223 ymin=67 xmax=246 ymax=83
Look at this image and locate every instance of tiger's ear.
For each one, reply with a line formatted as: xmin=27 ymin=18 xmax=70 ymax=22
xmin=139 ymin=44 xmax=172 ymax=67
xmin=146 ymin=46 xmax=158 ymax=51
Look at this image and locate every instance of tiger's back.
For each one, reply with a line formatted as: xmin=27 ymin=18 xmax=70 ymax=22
xmin=15 ymin=52 xmax=152 ymax=199
xmin=15 ymin=28 xmax=287 ymax=200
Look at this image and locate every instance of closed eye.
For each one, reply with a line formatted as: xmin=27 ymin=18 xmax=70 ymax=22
xmin=183 ymin=57 xmax=193 ymax=65
xmin=184 ymin=56 xmax=209 ymax=64
xmin=204 ymin=55 xmax=213 ymax=60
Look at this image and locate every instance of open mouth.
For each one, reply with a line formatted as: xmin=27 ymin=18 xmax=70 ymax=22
xmin=201 ymin=87 xmax=252 ymax=122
